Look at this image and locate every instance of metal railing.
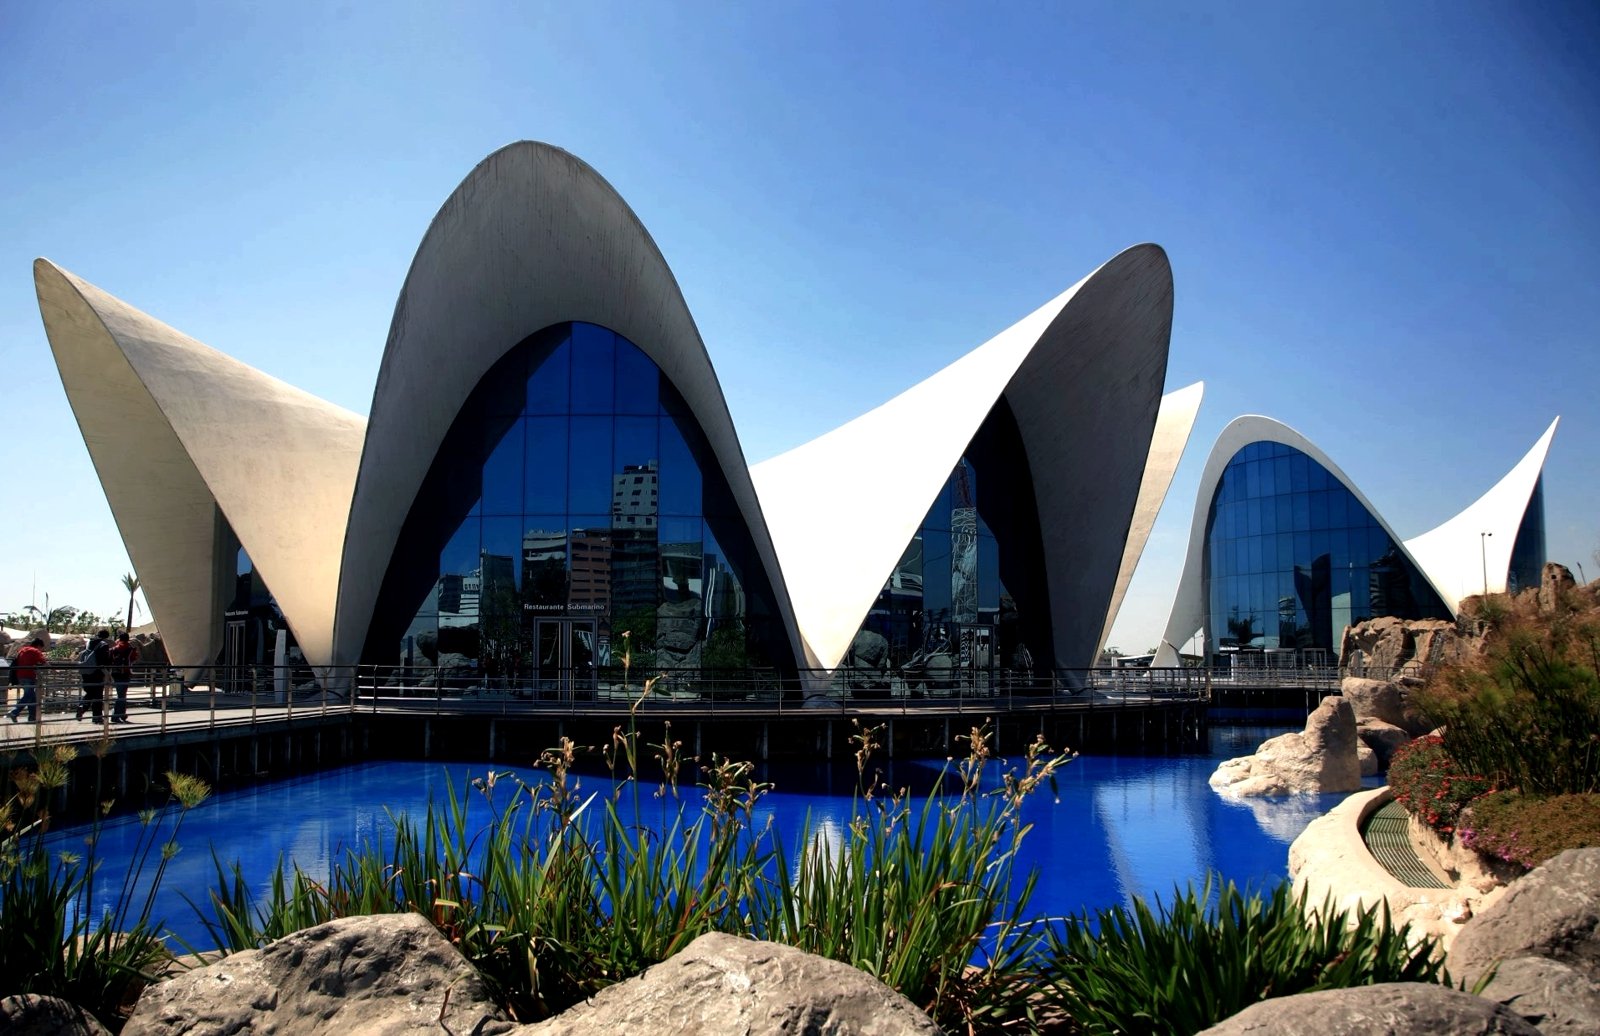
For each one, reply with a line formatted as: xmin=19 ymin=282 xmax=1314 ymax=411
xmin=0 ymin=659 xmax=1385 ymax=737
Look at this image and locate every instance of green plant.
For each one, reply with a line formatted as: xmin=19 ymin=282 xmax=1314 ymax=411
xmin=1387 ymin=736 xmax=1495 ymax=837
xmin=1460 ymin=791 xmax=1600 ymax=870
xmin=0 ymin=753 xmax=210 ymax=1032
xmin=1415 ymin=594 xmax=1600 ymax=796
xmin=1040 ymin=878 xmax=1449 ymax=1036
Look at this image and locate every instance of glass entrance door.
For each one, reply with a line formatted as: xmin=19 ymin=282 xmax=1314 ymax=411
xmin=534 ymin=618 xmax=598 ymax=700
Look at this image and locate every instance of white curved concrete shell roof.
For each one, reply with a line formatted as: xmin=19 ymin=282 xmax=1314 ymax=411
xmin=33 ymin=260 xmax=367 ymax=668
xmin=1402 ymin=417 xmax=1558 ymax=613
xmin=1153 ymin=415 xmax=1558 ymax=667
xmin=751 ymin=244 xmax=1176 ymax=672
xmin=331 ymin=142 xmax=805 ymax=668
xmin=1097 ymin=380 xmax=1205 ymax=659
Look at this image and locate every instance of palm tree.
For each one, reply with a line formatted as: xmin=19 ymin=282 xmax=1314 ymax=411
xmin=122 ymin=573 xmax=141 ymax=633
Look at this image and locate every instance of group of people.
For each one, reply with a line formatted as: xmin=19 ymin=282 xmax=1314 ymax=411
xmin=6 ymin=629 xmax=141 ymax=725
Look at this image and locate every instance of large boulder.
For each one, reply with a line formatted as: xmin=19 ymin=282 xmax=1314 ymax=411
xmin=0 ymin=995 xmax=112 ymax=1035
xmin=1197 ymin=983 xmax=1540 ymax=1034
xmin=1210 ymin=695 xmax=1362 ymax=797
xmin=1340 ymin=677 xmax=1407 ymax=728
xmin=1448 ymin=848 xmax=1600 ymax=988
xmin=1356 ymin=717 xmax=1411 ymax=769
xmin=524 ymin=932 xmax=942 ymax=1036
xmin=1479 ymin=956 xmax=1600 ymax=1036
xmin=124 ymin=913 xmax=515 ymax=1036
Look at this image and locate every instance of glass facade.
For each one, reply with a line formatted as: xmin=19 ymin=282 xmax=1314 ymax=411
xmin=1507 ymin=476 xmax=1546 ymax=594
xmin=364 ymin=323 xmax=785 ymax=689
xmin=1204 ymin=441 xmax=1450 ymax=662
xmin=851 ymin=399 xmax=1051 ymax=683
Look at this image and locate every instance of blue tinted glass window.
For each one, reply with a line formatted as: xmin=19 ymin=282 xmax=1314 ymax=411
xmin=525 ymin=417 xmax=567 ymax=514
xmin=570 ymin=324 xmax=615 ymax=414
xmin=527 ymin=336 xmax=571 ymax=415
xmin=659 ymin=413 xmax=702 ymax=516
xmin=482 ymin=419 xmax=523 ymax=516
xmin=568 ymin=417 xmax=614 ymax=514
xmin=614 ymin=339 xmax=660 ymax=415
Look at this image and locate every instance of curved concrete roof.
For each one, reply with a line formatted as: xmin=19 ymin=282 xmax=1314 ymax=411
xmin=33 ymin=260 xmax=366 ymax=667
xmin=332 ymin=141 xmax=804 ymax=668
xmin=1402 ymin=417 xmax=1559 ymax=613
xmin=751 ymin=244 xmax=1175 ymax=672
xmin=1153 ymin=415 xmax=1558 ymax=666
xmin=1096 ymin=381 xmax=1205 ymax=658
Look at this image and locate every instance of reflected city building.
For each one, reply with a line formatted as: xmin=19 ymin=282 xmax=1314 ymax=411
xmin=367 ymin=322 xmax=785 ymax=694
xmin=850 ymin=400 xmax=1051 ymax=692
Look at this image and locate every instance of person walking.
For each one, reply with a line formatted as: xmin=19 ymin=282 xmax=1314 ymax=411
xmin=7 ymin=638 xmax=46 ymax=723
xmin=109 ymin=630 xmax=140 ymax=723
xmin=77 ymin=629 xmax=113 ymax=723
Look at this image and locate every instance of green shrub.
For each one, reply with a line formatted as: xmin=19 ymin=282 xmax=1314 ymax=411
xmin=1387 ymin=735 xmax=1495 ymax=837
xmin=1414 ymin=596 xmax=1600 ymax=796
xmin=1460 ymin=791 xmax=1600 ymax=870
xmin=0 ymin=751 xmax=210 ymax=1032
xmin=195 ymin=719 xmax=1072 ymax=1032
xmin=1039 ymin=878 xmax=1448 ymax=1036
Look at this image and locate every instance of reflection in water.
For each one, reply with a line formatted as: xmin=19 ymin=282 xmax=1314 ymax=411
xmin=47 ymin=726 xmax=1343 ymax=948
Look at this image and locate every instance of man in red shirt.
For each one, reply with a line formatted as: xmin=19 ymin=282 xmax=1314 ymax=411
xmin=9 ymin=637 xmax=46 ymax=723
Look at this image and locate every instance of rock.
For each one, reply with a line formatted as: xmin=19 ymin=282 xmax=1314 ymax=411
xmin=1539 ymin=562 xmax=1577 ymax=614
xmin=1210 ymin=696 xmax=1362 ymax=797
xmin=1356 ymin=718 xmax=1410 ymax=769
xmin=1341 ymin=676 xmax=1432 ymax=737
xmin=124 ymin=913 xmax=515 ymax=1036
xmin=523 ymin=932 xmax=942 ymax=1036
xmin=1196 ymin=983 xmax=1541 ymax=1034
xmin=0 ymin=994 xmax=112 ymax=1035
xmin=1341 ymin=677 xmax=1406 ymax=727
xmin=1448 ymin=848 xmax=1600 ymax=988
xmin=1356 ymin=740 xmax=1378 ymax=777
xmin=1480 ymin=955 xmax=1600 ymax=1036
xmin=1340 ymin=615 xmax=1479 ymax=675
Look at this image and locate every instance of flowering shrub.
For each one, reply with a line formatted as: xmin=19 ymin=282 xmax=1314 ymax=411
xmin=1387 ymin=736 xmax=1494 ymax=837
xmin=1460 ymin=791 xmax=1600 ymax=871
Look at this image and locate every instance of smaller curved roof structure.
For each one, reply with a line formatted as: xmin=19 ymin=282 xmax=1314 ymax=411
xmin=33 ymin=260 xmax=367 ymax=668
xmin=1403 ymin=417 xmax=1558 ymax=613
xmin=1097 ymin=380 xmax=1204 ymax=659
xmin=1153 ymin=415 xmax=1559 ymax=666
xmin=752 ymin=244 xmax=1176 ymax=672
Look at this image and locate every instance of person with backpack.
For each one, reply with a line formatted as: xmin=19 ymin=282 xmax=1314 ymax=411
xmin=77 ymin=629 xmax=113 ymax=723
xmin=109 ymin=630 xmax=140 ymax=723
xmin=7 ymin=638 xmax=47 ymax=723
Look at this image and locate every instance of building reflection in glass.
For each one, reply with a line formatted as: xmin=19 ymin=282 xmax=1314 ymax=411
xmin=365 ymin=323 xmax=785 ymax=692
xmin=1203 ymin=441 xmax=1449 ymax=665
xmin=847 ymin=400 xmax=1050 ymax=693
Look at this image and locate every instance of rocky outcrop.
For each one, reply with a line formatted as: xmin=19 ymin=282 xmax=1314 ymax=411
xmin=1340 ymin=615 xmax=1479 ymax=676
xmin=124 ymin=913 xmax=516 ymax=1036
xmin=1448 ymin=848 xmax=1600 ymax=989
xmin=1210 ymin=695 xmax=1362 ymax=796
xmin=524 ymin=932 xmax=942 ymax=1036
xmin=1196 ymin=983 xmax=1540 ymax=1034
xmin=1540 ymin=561 xmax=1578 ymax=614
xmin=1479 ymin=956 xmax=1600 ymax=1036
xmin=0 ymin=994 xmax=112 ymax=1035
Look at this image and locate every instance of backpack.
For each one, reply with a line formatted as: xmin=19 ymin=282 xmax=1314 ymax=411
xmin=78 ymin=644 xmax=96 ymax=665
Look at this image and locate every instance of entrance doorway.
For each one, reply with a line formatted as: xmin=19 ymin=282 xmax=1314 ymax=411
xmin=534 ymin=617 xmax=598 ymax=699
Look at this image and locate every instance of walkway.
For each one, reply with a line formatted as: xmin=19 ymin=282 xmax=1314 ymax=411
xmin=1360 ymin=798 xmax=1449 ymax=889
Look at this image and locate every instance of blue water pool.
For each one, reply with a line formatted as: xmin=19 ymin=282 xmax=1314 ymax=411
xmin=42 ymin=725 xmax=1346 ymax=949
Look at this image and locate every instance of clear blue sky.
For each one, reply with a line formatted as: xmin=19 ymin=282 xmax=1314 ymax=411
xmin=2 ymin=1 xmax=1596 ymax=650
